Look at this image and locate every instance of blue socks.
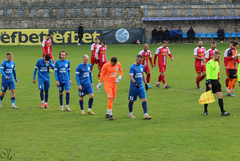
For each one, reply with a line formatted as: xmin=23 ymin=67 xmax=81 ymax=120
xmin=0 ymin=96 xmax=4 ymax=101
xmin=79 ymin=100 xmax=84 ymax=110
xmin=128 ymin=101 xmax=133 ymax=113
xmin=40 ymin=90 xmax=44 ymax=101
xmin=66 ymin=93 xmax=70 ymax=106
xmin=45 ymin=90 xmax=48 ymax=103
xmin=142 ymin=102 xmax=147 ymax=114
xmin=59 ymin=94 xmax=63 ymax=106
xmin=88 ymin=98 xmax=93 ymax=109
xmin=11 ymin=97 xmax=15 ymax=104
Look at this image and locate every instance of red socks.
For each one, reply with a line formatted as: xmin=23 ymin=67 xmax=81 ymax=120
xmin=146 ymin=73 xmax=151 ymax=84
xmin=158 ymin=74 xmax=161 ymax=82
xmin=161 ymin=75 xmax=166 ymax=86
xmin=196 ymin=75 xmax=206 ymax=86
xmin=225 ymin=77 xmax=229 ymax=87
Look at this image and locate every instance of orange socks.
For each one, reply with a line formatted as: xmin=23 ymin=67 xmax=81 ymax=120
xmin=108 ymin=99 xmax=113 ymax=109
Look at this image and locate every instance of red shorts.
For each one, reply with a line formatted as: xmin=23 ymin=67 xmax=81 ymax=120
xmin=195 ymin=64 xmax=206 ymax=73
xmin=144 ymin=65 xmax=150 ymax=73
xmin=91 ymin=56 xmax=98 ymax=65
xmin=98 ymin=61 xmax=107 ymax=69
xmin=42 ymin=53 xmax=54 ymax=60
xmin=158 ymin=64 xmax=166 ymax=72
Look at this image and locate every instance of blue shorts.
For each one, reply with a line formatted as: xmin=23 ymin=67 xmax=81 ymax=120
xmin=1 ymin=80 xmax=15 ymax=92
xmin=128 ymin=87 xmax=146 ymax=101
xmin=38 ymin=79 xmax=50 ymax=91
xmin=79 ymin=84 xmax=93 ymax=97
xmin=58 ymin=82 xmax=70 ymax=93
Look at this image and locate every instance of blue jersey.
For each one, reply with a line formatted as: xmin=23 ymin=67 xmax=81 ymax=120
xmin=129 ymin=64 xmax=145 ymax=89
xmin=75 ymin=63 xmax=93 ymax=86
xmin=1 ymin=60 xmax=17 ymax=82
xmin=54 ymin=59 xmax=71 ymax=83
xmin=33 ymin=58 xmax=54 ymax=82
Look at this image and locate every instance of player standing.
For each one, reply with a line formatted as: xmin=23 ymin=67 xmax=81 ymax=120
xmin=42 ymin=34 xmax=54 ymax=73
xmin=96 ymin=57 xmax=123 ymax=120
xmin=76 ymin=55 xmax=95 ymax=115
xmin=224 ymin=41 xmax=233 ymax=91
xmin=138 ymin=44 xmax=153 ymax=88
xmin=226 ymin=41 xmax=239 ymax=97
xmin=154 ymin=41 xmax=173 ymax=89
xmin=194 ymin=41 xmax=206 ymax=89
xmin=0 ymin=52 xmax=18 ymax=108
xmin=54 ymin=50 xmax=72 ymax=111
xmin=128 ymin=55 xmax=152 ymax=119
xmin=33 ymin=54 xmax=54 ymax=108
xmin=95 ymin=41 xmax=107 ymax=82
xmin=90 ymin=37 xmax=100 ymax=71
xmin=204 ymin=52 xmax=230 ymax=116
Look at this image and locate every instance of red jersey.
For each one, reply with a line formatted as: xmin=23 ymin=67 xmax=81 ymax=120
xmin=42 ymin=39 xmax=52 ymax=55
xmin=154 ymin=46 xmax=173 ymax=65
xmin=206 ymin=48 xmax=219 ymax=63
xmin=194 ymin=47 xmax=206 ymax=66
xmin=95 ymin=45 xmax=107 ymax=62
xmin=91 ymin=43 xmax=100 ymax=58
xmin=138 ymin=50 xmax=153 ymax=67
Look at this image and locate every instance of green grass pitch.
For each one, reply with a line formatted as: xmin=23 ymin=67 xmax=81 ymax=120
xmin=0 ymin=43 xmax=240 ymax=160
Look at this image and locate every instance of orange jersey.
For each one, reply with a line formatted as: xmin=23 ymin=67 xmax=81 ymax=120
xmin=99 ymin=62 xmax=123 ymax=84
xmin=227 ymin=47 xmax=238 ymax=69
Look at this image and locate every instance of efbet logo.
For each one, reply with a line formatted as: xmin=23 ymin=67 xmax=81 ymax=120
xmin=51 ymin=30 xmax=101 ymax=44
xmin=0 ymin=29 xmax=49 ymax=45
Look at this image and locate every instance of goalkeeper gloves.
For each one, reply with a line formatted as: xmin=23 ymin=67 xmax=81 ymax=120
xmin=115 ymin=76 xmax=121 ymax=83
xmin=96 ymin=83 xmax=102 ymax=90
xmin=97 ymin=59 xmax=100 ymax=63
xmin=232 ymin=54 xmax=240 ymax=58
xmin=134 ymin=82 xmax=140 ymax=88
xmin=145 ymin=83 xmax=148 ymax=91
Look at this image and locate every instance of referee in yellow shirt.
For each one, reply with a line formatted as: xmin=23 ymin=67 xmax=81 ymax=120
xmin=205 ymin=51 xmax=231 ymax=116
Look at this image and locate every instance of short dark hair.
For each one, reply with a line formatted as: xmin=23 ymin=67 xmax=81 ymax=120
xmin=214 ymin=51 xmax=220 ymax=55
xmin=163 ymin=41 xmax=168 ymax=44
xmin=45 ymin=54 xmax=50 ymax=61
xmin=212 ymin=41 xmax=216 ymax=44
xmin=6 ymin=52 xmax=12 ymax=56
xmin=102 ymin=41 xmax=106 ymax=44
xmin=47 ymin=34 xmax=51 ymax=36
xmin=233 ymin=41 xmax=238 ymax=47
xmin=136 ymin=55 xmax=143 ymax=59
xmin=230 ymin=41 xmax=234 ymax=44
xmin=111 ymin=57 xmax=118 ymax=63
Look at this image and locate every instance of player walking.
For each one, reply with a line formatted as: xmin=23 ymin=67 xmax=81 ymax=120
xmin=76 ymin=55 xmax=95 ymax=115
xmin=194 ymin=41 xmax=206 ymax=89
xmin=154 ymin=41 xmax=173 ymax=88
xmin=33 ymin=54 xmax=54 ymax=108
xmin=42 ymin=34 xmax=54 ymax=73
xmin=138 ymin=44 xmax=153 ymax=88
xmin=128 ymin=55 xmax=152 ymax=119
xmin=226 ymin=41 xmax=239 ymax=97
xmin=0 ymin=52 xmax=18 ymax=108
xmin=224 ymin=41 xmax=233 ymax=91
xmin=54 ymin=50 xmax=72 ymax=111
xmin=90 ymin=37 xmax=100 ymax=71
xmin=204 ymin=51 xmax=230 ymax=116
xmin=96 ymin=57 xmax=123 ymax=120
xmin=95 ymin=41 xmax=107 ymax=82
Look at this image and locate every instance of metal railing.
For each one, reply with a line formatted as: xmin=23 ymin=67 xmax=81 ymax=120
xmin=1 ymin=3 xmax=240 ymax=20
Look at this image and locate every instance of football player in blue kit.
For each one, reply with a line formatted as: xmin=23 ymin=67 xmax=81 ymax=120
xmin=128 ymin=55 xmax=152 ymax=119
xmin=54 ymin=50 xmax=72 ymax=112
xmin=33 ymin=54 xmax=54 ymax=108
xmin=76 ymin=54 xmax=95 ymax=115
xmin=0 ymin=52 xmax=18 ymax=108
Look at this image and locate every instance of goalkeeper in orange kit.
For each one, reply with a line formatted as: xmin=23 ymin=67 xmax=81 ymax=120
xmin=96 ymin=57 xmax=123 ymax=120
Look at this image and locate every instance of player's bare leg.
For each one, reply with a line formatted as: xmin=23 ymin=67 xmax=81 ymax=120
xmin=146 ymin=71 xmax=152 ymax=88
xmin=0 ymin=92 xmax=6 ymax=107
xmin=87 ymin=94 xmax=95 ymax=115
xmin=196 ymin=71 xmax=206 ymax=89
xmin=141 ymin=98 xmax=152 ymax=119
xmin=128 ymin=101 xmax=135 ymax=118
xmin=10 ymin=89 xmax=18 ymax=109
xmin=65 ymin=91 xmax=71 ymax=112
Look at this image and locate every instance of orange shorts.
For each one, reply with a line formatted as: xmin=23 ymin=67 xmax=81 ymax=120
xmin=104 ymin=82 xmax=117 ymax=99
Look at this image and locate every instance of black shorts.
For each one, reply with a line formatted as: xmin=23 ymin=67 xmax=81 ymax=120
xmin=206 ymin=80 xmax=222 ymax=93
xmin=228 ymin=69 xmax=237 ymax=79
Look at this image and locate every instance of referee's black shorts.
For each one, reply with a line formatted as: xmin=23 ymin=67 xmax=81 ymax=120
xmin=228 ymin=69 xmax=237 ymax=79
xmin=206 ymin=80 xmax=222 ymax=93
